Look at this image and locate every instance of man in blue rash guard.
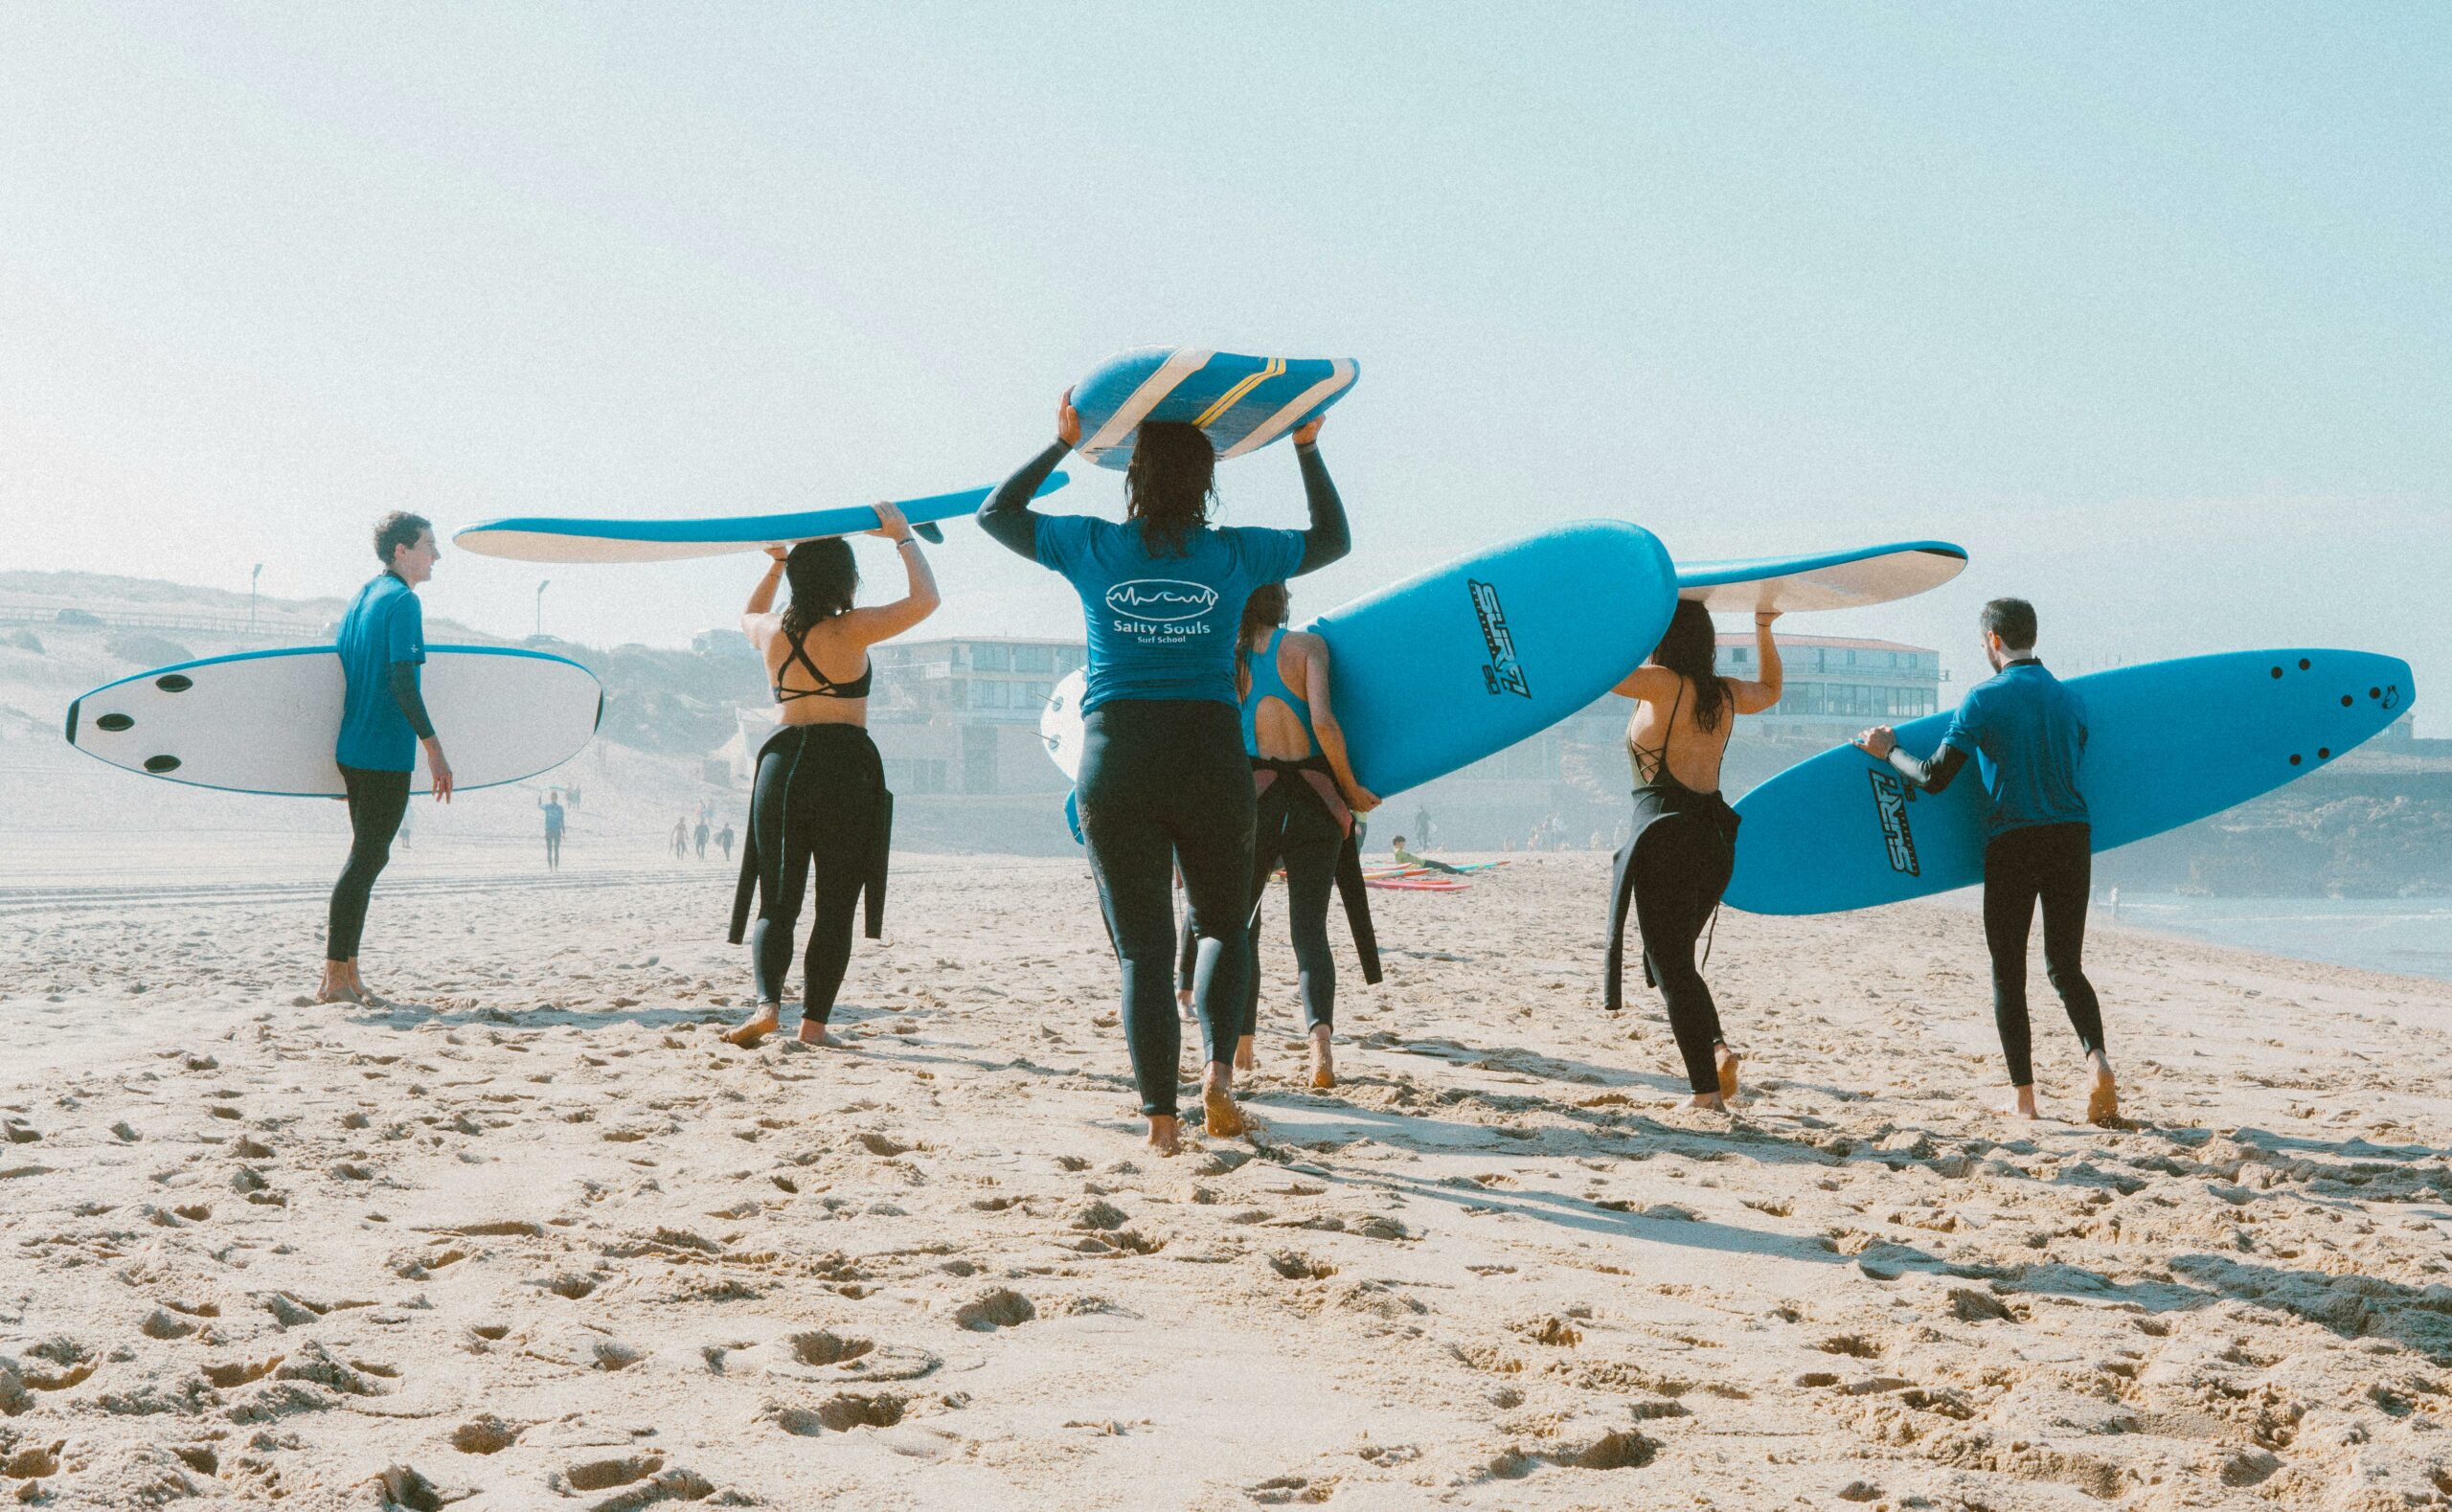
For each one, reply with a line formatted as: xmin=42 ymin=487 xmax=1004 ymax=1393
xmin=1855 ymin=598 xmax=2117 ymax=1126
xmin=981 ymin=391 xmax=1350 ymax=1156
xmin=320 ymin=511 xmax=453 ymax=1006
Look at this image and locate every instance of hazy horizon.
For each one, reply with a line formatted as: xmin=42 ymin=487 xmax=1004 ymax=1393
xmin=4 ymin=8 xmax=2443 ymax=729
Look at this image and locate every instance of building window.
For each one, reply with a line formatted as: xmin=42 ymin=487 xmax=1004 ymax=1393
xmin=1018 ymin=681 xmax=1053 ymax=708
xmin=972 ymin=681 xmax=1009 ymax=709
xmin=973 ymin=643 xmax=1010 ymax=672
xmin=1013 ymin=644 xmax=1054 ymax=673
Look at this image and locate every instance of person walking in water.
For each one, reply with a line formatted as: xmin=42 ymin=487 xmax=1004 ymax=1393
xmin=1234 ymin=581 xmax=1379 ymax=1090
xmin=1605 ymin=601 xmax=1782 ymax=1110
xmin=540 ymin=790 xmax=565 ymax=871
xmin=720 ymin=503 xmax=937 ymax=1049
xmin=319 ymin=511 xmax=453 ymax=1006
xmin=983 ymin=393 xmax=1351 ymax=1154
xmin=1856 ymin=598 xmax=2117 ymax=1124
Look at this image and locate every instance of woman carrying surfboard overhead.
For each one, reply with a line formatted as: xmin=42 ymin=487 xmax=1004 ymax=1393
xmin=1234 ymin=581 xmax=1382 ymax=1092
xmin=720 ymin=501 xmax=938 ymax=1049
xmin=983 ymin=390 xmax=1351 ymax=1155
xmin=1854 ymin=598 xmax=2117 ymax=1126
xmin=319 ymin=511 xmax=453 ymax=1008
xmin=1605 ymin=599 xmax=1783 ymax=1110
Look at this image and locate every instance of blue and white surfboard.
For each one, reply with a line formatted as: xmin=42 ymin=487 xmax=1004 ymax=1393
xmin=1072 ymin=348 xmax=1358 ymax=472
xmin=1676 ymin=541 xmax=1967 ymax=613
xmin=450 ymin=475 xmax=1068 ymax=565
xmin=65 ymin=645 xmax=602 ymax=798
xmin=1726 ymin=649 xmax=2416 ymax=914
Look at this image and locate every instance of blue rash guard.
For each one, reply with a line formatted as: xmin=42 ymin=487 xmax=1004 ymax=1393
xmin=334 ymin=573 xmax=428 ymax=772
xmin=1939 ymin=659 xmax=2090 ymax=837
xmin=1033 ymin=514 xmax=1305 ymax=711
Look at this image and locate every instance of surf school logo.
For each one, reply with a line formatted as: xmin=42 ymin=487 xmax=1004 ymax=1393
xmin=1868 ymin=770 xmax=1919 ymax=876
xmin=1104 ymin=580 xmax=1218 ymax=623
xmin=1468 ymin=579 xmax=1530 ymax=697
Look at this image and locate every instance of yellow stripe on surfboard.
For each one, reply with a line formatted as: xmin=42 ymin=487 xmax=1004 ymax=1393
xmin=1190 ymin=357 xmax=1284 ymax=429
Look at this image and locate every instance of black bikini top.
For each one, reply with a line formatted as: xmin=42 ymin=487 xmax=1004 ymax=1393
xmin=773 ymin=622 xmax=873 ymax=703
xmin=1631 ymin=676 xmax=1728 ymax=792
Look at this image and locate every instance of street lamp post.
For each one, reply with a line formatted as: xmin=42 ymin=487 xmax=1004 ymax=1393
xmin=249 ymin=563 xmax=262 ymax=640
xmin=535 ymin=578 xmax=551 ymax=639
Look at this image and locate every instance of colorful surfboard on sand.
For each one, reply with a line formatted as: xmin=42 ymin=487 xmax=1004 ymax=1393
xmin=64 ymin=645 xmax=602 ymax=798
xmin=1725 ymin=648 xmax=2415 ymax=914
xmin=1072 ymin=348 xmax=1358 ymax=472
xmin=1675 ymin=541 xmax=1968 ymax=613
xmin=450 ymin=475 xmax=1068 ymax=564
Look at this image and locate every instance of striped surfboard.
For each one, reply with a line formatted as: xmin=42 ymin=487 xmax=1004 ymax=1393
xmin=1072 ymin=348 xmax=1359 ymax=471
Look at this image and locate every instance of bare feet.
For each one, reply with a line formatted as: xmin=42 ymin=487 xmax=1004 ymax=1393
xmin=797 ymin=1020 xmax=845 ymax=1048
xmin=1176 ymin=988 xmax=1196 ymax=1024
xmin=1201 ymin=1064 xmax=1246 ymax=1140
xmin=721 ymin=1004 xmax=781 ymax=1048
xmin=1685 ymin=1091 xmax=1727 ymax=1112
xmin=1715 ymin=1043 xmax=1740 ymax=1101
xmin=2085 ymin=1056 xmax=2121 ymax=1126
xmin=1147 ymin=1115 xmax=1181 ymax=1156
xmin=316 ymin=960 xmax=365 ymax=1005
xmin=1235 ymin=1034 xmax=1257 ymax=1074
xmin=313 ymin=982 xmax=365 ymax=1006
xmin=1996 ymin=1085 xmax=2043 ymax=1119
xmin=1307 ymin=1027 xmax=1336 ymax=1090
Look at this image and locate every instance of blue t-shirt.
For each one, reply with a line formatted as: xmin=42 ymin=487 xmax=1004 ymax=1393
xmin=542 ymin=801 xmax=565 ymax=835
xmin=1940 ymin=659 xmax=2089 ymax=837
xmin=1036 ymin=515 xmax=1305 ymax=711
xmin=334 ymin=573 xmax=426 ymax=772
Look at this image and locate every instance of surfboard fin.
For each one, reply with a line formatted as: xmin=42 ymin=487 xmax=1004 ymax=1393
xmin=914 ymin=522 xmax=945 ymax=544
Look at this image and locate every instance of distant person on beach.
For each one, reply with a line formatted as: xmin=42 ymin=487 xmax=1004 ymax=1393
xmin=319 ymin=510 xmax=452 ymax=1007
xmin=716 ymin=822 xmax=735 ymax=863
xmin=540 ymin=791 xmax=565 ymax=870
xmin=1235 ymin=580 xmax=1379 ymax=1090
xmin=670 ymin=817 xmax=688 ymax=859
xmin=1856 ymin=597 xmax=2116 ymax=1125
xmin=983 ymin=391 xmax=1350 ymax=1155
xmin=694 ymin=818 xmax=710 ymax=860
xmin=720 ymin=502 xmax=937 ymax=1049
xmin=1391 ymin=836 xmax=1464 ymax=875
xmin=1412 ymin=803 xmax=1433 ymax=849
xmin=1606 ymin=601 xmax=1782 ymax=1111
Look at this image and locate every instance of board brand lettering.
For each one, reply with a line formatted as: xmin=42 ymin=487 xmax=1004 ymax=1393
xmin=1103 ymin=580 xmax=1218 ymax=623
xmin=1468 ymin=580 xmax=1530 ymax=698
xmin=1868 ymin=770 xmax=1919 ymax=875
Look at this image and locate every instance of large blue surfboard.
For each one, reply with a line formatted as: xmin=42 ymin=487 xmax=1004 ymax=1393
xmin=450 ymin=475 xmax=1068 ymax=564
xmin=1725 ymin=649 xmax=2415 ymax=915
xmin=1677 ymin=541 xmax=1967 ymax=613
xmin=64 ymin=645 xmax=602 ymax=798
xmin=1073 ymin=348 xmax=1358 ymax=472
xmin=1308 ymin=521 xmax=1676 ymax=798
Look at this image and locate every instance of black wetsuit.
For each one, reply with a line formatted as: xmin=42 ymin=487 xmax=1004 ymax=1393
xmin=726 ymin=625 xmax=891 ymax=1027
xmin=328 ymin=662 xmax=432 ymax=963
xmin=1604 ymin=678 xmax=1742 ymax=1095
xmin=982 ymin=435 xmax=1349 ymax=1118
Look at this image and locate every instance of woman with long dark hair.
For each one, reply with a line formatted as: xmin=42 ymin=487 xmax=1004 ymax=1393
xmin=1604 ymin=599 xmax=1782 ymax=1109
xmin=720 ymin=502 xmax=939 ymax=1049
xmin=1235 ymin=581 xmax=1378 ymax=1089
xmin=981 ymin=394 xmax=1351 ymax=1154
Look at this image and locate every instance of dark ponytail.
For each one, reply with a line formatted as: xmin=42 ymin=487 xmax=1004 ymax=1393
xmin=1649 ymin=598 xmax=1732 ymax=733
xmin=1124 ymin=420 xmax=1216 ymax=559
xmin=1237 ymin=581 xmax=1289 ymax=698
xmin=779 ymin=538 xmax=858 ymax=643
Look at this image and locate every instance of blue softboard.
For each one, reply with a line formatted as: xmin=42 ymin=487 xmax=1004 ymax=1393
xmin=1726 ymin=649 xmax=2416 ymax=914
xmin=1073 ymin=348 xmax=1357 ymax=472
xmin=1677 ymin=541 xmax=1966 ymax=613
xmin=451 ymin=475 xmax=1067 ymax=564
xmin=1307 ymin=521 xmax=1676 ymax=798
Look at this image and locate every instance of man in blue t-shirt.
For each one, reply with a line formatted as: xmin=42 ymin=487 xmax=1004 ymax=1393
xmin=320 ymin=511 xmax=453 ymax=1007
xmin=1855 ymin=598 xmax=2115 ymax=1125
xmin=540 ymin=790 xmax=566 ymax=870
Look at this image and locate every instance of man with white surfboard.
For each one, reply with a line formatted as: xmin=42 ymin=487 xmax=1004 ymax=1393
xmin=319 ymin=511 xmax=453 ymax=1008
xmin=1855 ymin=598 xmax=2118 ymax=1126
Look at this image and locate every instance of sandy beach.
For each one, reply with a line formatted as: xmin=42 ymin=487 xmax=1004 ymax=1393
xmin=6 ymin=841 xmax=2451 ymax=1510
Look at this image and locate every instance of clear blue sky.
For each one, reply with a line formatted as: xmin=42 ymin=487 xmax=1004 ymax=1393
xmin=3 ymin=6 xmax=2443 ymax=724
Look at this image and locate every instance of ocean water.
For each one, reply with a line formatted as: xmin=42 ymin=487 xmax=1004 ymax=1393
xmin=2110 ymin=894 xmax=2452 ymax=984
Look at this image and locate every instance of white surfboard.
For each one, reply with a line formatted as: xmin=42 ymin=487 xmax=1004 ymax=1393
xmin=1040 ymin=667 xmax=1089 ymax=781
xmin=1676 ymin=541 xmax=1967 ymax=614
xmin=66 ymin=645 xmax=602 ymax=797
